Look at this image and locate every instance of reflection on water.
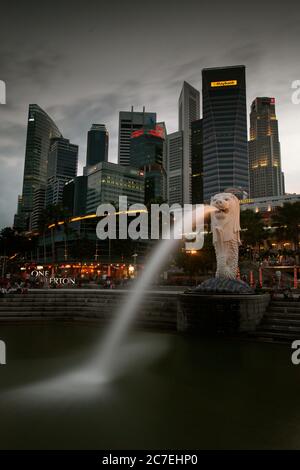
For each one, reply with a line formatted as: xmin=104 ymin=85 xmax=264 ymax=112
xmin=4 ymin=331 xmax=170 ymax=402
xmin=0 ymin=324 xmax=300 ymax=449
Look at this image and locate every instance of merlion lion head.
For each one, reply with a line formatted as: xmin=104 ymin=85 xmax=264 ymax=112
xmin=210 ymin=192 xmax=241 ymax=243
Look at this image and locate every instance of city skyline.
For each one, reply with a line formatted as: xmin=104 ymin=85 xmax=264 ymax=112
xmin=5 ymin=73 xmax=298 ymax=229
xmin=1 ymin=0 xmax=300 ymax=228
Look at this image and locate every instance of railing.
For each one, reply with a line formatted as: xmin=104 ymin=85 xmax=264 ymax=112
xmin=245 ymin=266 xmax=299 ymax=289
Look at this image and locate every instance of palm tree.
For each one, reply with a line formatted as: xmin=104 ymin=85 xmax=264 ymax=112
xmin=0 ymin=227 xmax=37 ymax=274
xmin=240 ymin=209 xmax=267 ymax=257
xmin=175 ymin=233 xmax=215 ymax=277
xmin=272 ymin=202 xmax=300 ymax=250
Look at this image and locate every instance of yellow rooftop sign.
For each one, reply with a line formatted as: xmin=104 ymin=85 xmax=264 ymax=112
xmin=211 ymin=80 xmax=237 ymax=87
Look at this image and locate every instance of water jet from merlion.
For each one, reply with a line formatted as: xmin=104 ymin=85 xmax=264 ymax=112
xmin=12 ymin=204 xmax=216 ymax=398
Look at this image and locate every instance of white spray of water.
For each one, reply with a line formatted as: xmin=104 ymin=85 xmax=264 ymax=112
xmin=96 ymin=205 xmax=215 ymax=379
xmin=97 ymin=237 xmax=179 ymax=376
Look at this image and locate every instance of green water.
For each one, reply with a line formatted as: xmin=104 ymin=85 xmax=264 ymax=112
xmin=0 ymin=324 xmax=300 ymax=449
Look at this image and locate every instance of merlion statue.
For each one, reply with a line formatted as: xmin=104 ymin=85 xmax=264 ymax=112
xmin=210 ymin=193 xmax=241 ymax=279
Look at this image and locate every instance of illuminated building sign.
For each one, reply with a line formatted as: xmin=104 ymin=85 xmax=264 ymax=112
xmin=131 ymin=125 xmax=165 ymax=139
xmin=240 ymin=198 xmax=254 ymax=204
xmin=131 ymin=129 xmax=144 ymax=139
xmin=270 ymin=98 xmax=275 ymax=104
xmin=211 ymin=80 xmax=238 ymax=88
xmin=148 ymin=125 xmax=165 ymax=138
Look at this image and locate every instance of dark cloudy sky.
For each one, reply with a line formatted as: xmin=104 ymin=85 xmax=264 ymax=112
xmin=1 ymin=0 xmax=300 ymax=229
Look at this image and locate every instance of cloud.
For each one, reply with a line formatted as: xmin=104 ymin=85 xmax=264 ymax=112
xmin=1 ymin=1 xmax=300 ymax=230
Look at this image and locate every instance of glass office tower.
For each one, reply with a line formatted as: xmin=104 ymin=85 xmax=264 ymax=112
xmin=191 ymin=119 xmax=203 ymax=204
xmin=118 ymin=107 xmax=156 ymax=166
xmin=46 ymin=137 xmax=78 ymax=207
xmin=14 ymin=104 xmax=62 ymax=230
xmin=86 ymin=124 xmax=109 ymax=167
xmin=249 ymin=97 xmax=285 ymax=198
xmin=62 ymin=175 xmax=87 ymax=217
xmin=85 ymin=162 xmax=144 ymax=213
xmin=167 ymin=131 xmax=184 ymax=206
xmin=202 ymin=65 xmax=248 ymax=201
xmin=130 ymin=123 xmax=167 ymax=203
xmin=178 ymin=81 xmax=200 ymax=204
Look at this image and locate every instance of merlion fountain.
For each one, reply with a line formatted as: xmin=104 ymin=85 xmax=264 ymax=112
xmin=12 ymin=193 xmax=270 ymax=397
xmin=178 ymin=193 xmax=270 ymax=334
xmin=195 ymin=192 xmax=253 ymax=293
xmin=212 ymin=192 xmax=241 ymax=279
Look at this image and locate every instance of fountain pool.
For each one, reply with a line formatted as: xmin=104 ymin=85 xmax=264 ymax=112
xmin=0 ymin=324 xmax=299 ymax=450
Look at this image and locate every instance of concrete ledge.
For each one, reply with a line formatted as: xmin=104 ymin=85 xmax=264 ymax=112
xmin=0 ymin=290 xmax=179 ymax=331
xmin=0 ymin=290 xmax=271 ymax=336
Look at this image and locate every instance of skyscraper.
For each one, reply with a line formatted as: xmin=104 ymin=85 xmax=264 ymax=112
xmin=178 ymin=81 xmax=200 ymax=204
xmin=118 ymin=107 xmax=156 ymax=166
xmin=86 ymin=124 xmax=108 ymax=167
xmin=62 ymin=175 xmax=87 ymax=217
xmin=130 ymin=123 xmax=167 ymax=203
xmin=191 ymin=119 xmax=203 ymax=204
xmin=202 ymin=66 xmax=248 ymax=201
xmin=249 ymin=97 xmax=285 ymax=198
xmin=30 ymin=187 xmax=46 ymax=232
xmin=14 ymin=104 xmax=62 ymax=230
xmin=13 ymin=195 xmax=24 ymax=232
xmin=46 ymin=137 xmax=78 ymax=207
xmin=167 ymin=131 xmax=184 ymax=205
xmin=85 ymin=162 xmax=144 ymax=213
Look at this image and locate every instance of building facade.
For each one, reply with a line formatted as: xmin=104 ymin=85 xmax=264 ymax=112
xmin=85 ymin=161 xmax=144 ymax=214
xmin=63 ymin=175 xmax=87 ymax=217
xmin=240 ymin=194 xmax=299 ymax=214
xmin=178 ymin=82 xmax=200 ymax=204
xmin=13 ymin=196 xmax=24 ymax=232
xmin=14 ymin=104 xmax=62 ymax=230
xmin=202 ymin=66 xmax=248 ymax=202
xmin=118 ymin=107 xmax=156 ymax=166
xmin=167 ymin=131 xmax=184 ymax=205
xmin=46 ymin=137 xmax=78 ymax=207
xmin=130 ymin=123 xmax=167 ymax=203
xmin=86 ymin=124 xmax=108 ymax=167
xmin=191 ymin=119 xmax=203 ymax=204
xmin=249 ymin=97 xmax=285 ymax=198
xmin=30 ymin=187 xmax=46 ymax=232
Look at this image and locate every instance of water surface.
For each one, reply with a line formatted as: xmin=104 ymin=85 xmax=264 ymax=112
xmin=0 ymin=324 xmax=299 ymax=449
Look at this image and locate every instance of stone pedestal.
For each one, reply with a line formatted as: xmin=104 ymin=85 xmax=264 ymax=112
xmin=177 ymin=292 xmax=270 ymax=334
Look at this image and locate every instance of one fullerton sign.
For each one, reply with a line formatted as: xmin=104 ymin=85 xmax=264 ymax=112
xmin=30 ymin=270 xmax=76 ymax=285
xmin=211 ymin=80 xmax=238 ymax=87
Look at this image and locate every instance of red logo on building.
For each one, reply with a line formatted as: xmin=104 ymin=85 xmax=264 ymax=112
xmin=131 ymin=125 xmax=165 ymax=139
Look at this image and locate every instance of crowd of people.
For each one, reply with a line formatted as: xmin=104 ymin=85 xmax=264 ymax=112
xmin=260 ymin=254 xmax=297 ymax=267
xmin=0 ymin=273 xmax=135 ymax=294
xmin=0 ymin=276 xmax=29 ymax=295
